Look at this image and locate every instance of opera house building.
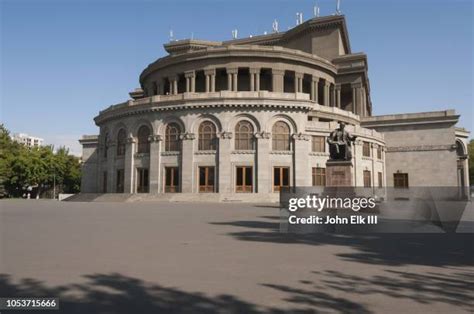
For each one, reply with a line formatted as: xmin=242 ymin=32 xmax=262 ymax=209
xmin=79 ymin=15 xmax=469 ymax=201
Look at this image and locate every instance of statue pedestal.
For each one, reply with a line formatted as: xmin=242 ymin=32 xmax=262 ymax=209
xmin=326 ymin=160 xmax=353 ymax=187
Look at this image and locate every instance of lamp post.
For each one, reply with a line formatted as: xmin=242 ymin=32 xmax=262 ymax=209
xmin=53 ymin=170 xmax=56 ymax=200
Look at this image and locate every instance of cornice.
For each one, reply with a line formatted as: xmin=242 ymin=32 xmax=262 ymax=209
xmin=387 ymin=145 xmax=454 ymax=153
xmin=95 ymin=100 xmax=313 ymax=125
xmin=140 ymin=46 xmax=337 ymax=83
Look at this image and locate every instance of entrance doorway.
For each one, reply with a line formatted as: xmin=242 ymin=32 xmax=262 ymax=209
xmin=273 ymin=167 xmax=289 ymax=192
xmin=199 ymin=166 xmax=215 ymax=192
xmin=165 ymin=167 xmax=180 ymax=193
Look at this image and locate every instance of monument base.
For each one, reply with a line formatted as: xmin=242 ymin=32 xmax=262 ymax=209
xmin=326 ymin=160 xmax=354 ymax=187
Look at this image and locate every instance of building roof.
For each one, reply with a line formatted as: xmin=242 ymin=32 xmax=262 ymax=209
xmin=163 ymin=15 xmax=351 ymax=56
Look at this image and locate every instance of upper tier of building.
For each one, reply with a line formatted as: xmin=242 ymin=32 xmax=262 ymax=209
xmin=98 ymin=15 xmax=372 ymax=122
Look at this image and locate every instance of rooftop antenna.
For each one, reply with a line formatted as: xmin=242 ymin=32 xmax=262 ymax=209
xmin=169 ymin=29 xmax=174 ymax=42
xmin=336 ymin=0 xmax=342 ymax=15
xmin=296 ymin=12 xmax=303 ymax=25
xmin=191 ymin=32 xmax=194 ymax=40
xmin=272 ymin=19 xmax=279 ymax=33
xmin=313 ymin=4 xmax=320 ymax=17
xmin=231 ymin=29 xmax=238 ymax=39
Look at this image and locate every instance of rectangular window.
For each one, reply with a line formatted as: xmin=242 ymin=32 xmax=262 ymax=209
xmin=312 ymin=136 xmax=326 ymax=152
xmin=363 ymin=142 xmax=371 ymax=157
xmin=116 ymin=169 xmax=125 ymax=193
xmin=199 ymin=166 xmax=215 ymax=193
xmin=363 ymin=170 xmax=371 ymax=187
xmin=378 ymin=172 xmax=383 ymax=188
xmin=273 ymin=167 xmax=290 ymax=192
xmin=102 ymin=171 xmax=108 ymax=193
xmin=312 ymin=167 xmax=326 ymax=186
xmin=136 ymin=168 xmax=149 ymax=193
xmin=165 ymin=167 xmax=180 ymax=193
xmin=236 ymin=166 xmax=253 ymax=193
xmin=377 ymin=146 xmax=382 ymax=159
xmin=394 ymin=173 xmax=409 ymax=188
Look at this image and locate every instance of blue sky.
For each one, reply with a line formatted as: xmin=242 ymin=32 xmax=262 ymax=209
xmin=1 ymin=0 xmax=472 ymax=155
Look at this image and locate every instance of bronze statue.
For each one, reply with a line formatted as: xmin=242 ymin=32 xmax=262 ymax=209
xmin=327 ymin=122 xmax=357 ymax=160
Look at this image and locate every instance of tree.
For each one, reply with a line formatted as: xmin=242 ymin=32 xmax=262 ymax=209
xmin=0 ymin=125 xmax=81 ymax=198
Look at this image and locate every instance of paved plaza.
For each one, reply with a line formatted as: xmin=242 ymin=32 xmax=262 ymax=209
xmin=0 ymin=200 xmax=473 ymax=313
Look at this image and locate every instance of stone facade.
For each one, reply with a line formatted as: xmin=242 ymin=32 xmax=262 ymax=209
xmin=362 ymin=110 xmax=470 ymax=187
xmin=79 ymin=14 xmax=469 ymax=200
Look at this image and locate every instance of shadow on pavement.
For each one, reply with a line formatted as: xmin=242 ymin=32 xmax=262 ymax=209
xmin=0 ymin=273 xmax=370 ymax=314
xmin=211 ymin=216 xmax=474 ymax=267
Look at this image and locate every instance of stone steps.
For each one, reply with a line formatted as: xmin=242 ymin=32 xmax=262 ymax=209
xmin=65 ymin=193 xmax=279 ymax=203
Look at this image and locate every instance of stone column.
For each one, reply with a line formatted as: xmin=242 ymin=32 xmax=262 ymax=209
xmin=227 ymin=72 xmax=232 ymax=90
xmin=205 ymin=74 xmax=210 ymax=92
xmin=311 ymin=77 xmax=319 ymax=102
xmin=168 ymin=78 xmax=174 ymax=95
xmin=173 ymin=76 xmax=178 ymax=95
xmin=249 ymin=68 xmax=260 ymax=92
xmin=293 ymin=133 xmax=311 ymax=186
xmin=227 ymin=68 xmax=238 ymax=91
xmin=184 ymin=71 xmax=195 ymax=93
xmin=256 ymin=132 xmax=271 ymax=193
xmin=124 ymin=137 xmax=136 ymax=193
xmin=107 ymin=141 xmax=116 ymax=192
xmin=331 ymin=84 xmax=336 ymax=107
xmin=218 ymin=132 xmax=232 ymax=193
xmin=205 ymin=69 xmax=215 ymax=93
xmin=272 ymin=69 xmax=285 ymax=93
xmin=323 ymin=81 xmax=330 ymax=106
xmin=255 ymin=70 xmax=260 ymax=92
xmin=351 ymin=83 xmax=359 ymax=114
xmin=294 ymin=74 xmax=299 ymax=93
xmin=249 ymin=73 xmax=255 ymax=91
xmin=233 ymin=72 xmax=238 ymax=91
xmin=148 ymin=135 xmax=162 ymax=194
xmin=180 ymin=132 xmax=195 ymax=193
xmin=335 ymin=84 xmax=341 ymax=108
xmin=361 ymin=87 xmax=367 ymax=117
xmin=296 ymin=73 xmax=303 ymax=93
xmin=211 ymin=73 xmax=215 ymax=92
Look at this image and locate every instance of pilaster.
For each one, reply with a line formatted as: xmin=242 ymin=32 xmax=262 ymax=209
xmin=124 ymin=137 xmax=136 ymax=193
xmin=218 ymin=131 xmax=233 ymax=193
xmin=256 ymin=131 xmax=271 ymax=193
xmin=149 ymin=135 xmax=162 ymax=194
xmin=180 ymin=132 xmax=195 ymax=193
xmin=107 ymin=141 xmax=116 ymax=192
xmin=292 ymin=133 xmax=311 ymax=186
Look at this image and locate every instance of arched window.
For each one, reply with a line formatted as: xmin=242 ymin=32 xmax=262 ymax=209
xmin=165 ymin=123 xmax=181 ymax=152
xmin=137 ymin=125 xmax=151 ymax=153
xmin=272 ymin=121 xmax=290 ymax=151
xmin=199 ymin=121 xmax=217 ymax=150
xmin=456 ymin=140 xmax=466 ymax=157
xmin=117 ymin=129 xmax=127 ymax=156
xmin=103 ymin=132 xmax=109 ymax=158
xmin=235 ymin=121 xmax=254 ymax=150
